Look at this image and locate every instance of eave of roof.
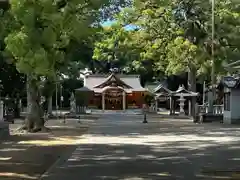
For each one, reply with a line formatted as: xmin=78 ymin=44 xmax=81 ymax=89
xmin=154 ymin=84 xmax=172 ymax=94
xmin=171 ymin=85 xmax=199 ymax=96
xmin=94 ymin=73 xmax=132 ymax=89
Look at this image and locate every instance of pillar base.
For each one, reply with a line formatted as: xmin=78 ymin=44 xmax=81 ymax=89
xmin=179 ymin=113 xmax=185 ymax=116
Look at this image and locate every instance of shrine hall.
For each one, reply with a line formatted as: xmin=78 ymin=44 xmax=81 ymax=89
xmin=75 ymin=73 xmax=148 ymax=110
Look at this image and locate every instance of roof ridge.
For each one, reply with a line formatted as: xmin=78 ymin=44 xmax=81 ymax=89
xmin=93 ymin=73 xmax=133 ymax=89
xmin=87 ymin=74 xmax=140 ymax=78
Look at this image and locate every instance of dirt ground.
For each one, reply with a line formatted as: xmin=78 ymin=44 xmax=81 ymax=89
xmin=0 ymin=119 xmax=90 ymax=180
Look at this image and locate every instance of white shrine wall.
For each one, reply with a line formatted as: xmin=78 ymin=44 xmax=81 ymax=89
xmin=224 ymin=88 xmax=240 ymax=124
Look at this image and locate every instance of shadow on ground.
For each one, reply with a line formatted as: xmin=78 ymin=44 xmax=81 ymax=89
xmin=44 ymin=143 xmax=240 ymax=180
xmin=0 ymin=120 xmax=89 ymax=180
xmin=43 ymin=116 xmax=240 ymax=180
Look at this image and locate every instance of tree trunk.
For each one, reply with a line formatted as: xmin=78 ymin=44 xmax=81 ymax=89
xmin=188 ymin=66 xmax=197 ymax=117
xmin=14 ymin=98 xmax=20 ymax=118
xmin=47 ymin=95 xmax=53 ymax=115
xmin=24 ymin=76 xmax=45 ymax=132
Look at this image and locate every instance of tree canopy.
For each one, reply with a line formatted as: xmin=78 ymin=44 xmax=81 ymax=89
xmin=93 ymin=0 xmax=240 ymax=83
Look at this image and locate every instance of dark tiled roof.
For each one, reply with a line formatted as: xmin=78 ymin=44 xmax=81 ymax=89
xmin=94 ymin=73 xmax=132 ymax=89
xmin=81 ymin=73 xmax=146 ymax=93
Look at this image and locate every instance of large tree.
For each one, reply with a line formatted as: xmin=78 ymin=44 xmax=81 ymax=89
xmin=93 ymin=17 xmax=159 ymax=83
xmin=3 ymin=0 xmax=128 ymax=132
xmin=93 ymin=24 xmax=139 ymax=71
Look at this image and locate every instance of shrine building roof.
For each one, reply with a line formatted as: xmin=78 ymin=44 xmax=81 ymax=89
xmin=76 ymin=73 xmax=146 ymax=93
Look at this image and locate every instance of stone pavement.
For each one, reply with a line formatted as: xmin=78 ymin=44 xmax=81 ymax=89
xmin=41 ymin=114 xmax=240 ymax=180
xmin=0 ymin=119 xmax=89 ymax=180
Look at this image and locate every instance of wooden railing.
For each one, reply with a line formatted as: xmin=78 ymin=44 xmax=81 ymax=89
xmin=197 ymin=104 xmax=224 ymax=115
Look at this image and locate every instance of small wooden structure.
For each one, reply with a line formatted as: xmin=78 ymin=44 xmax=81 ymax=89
xmin=152 ymin=84 xmax=199 ymax=116
xmin=153 ymin=84 xmax=173 ymax=114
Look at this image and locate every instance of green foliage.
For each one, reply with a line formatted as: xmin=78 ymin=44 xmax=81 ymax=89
xmin=3 ymin=0 xmax=130 ymax=80
xmin=166 ymin=37 xmax=198 ymax=74
xmin=94 ymin=0 xmax=240 ymax=83
xmin=3 ymin=1 xmax=83 ymax=78
xmin=93 ymin=24 xmax=139 ymax=69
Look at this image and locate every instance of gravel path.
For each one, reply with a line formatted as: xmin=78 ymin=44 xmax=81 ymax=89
xmin=42 ymin=114 xmax=240 ymax=180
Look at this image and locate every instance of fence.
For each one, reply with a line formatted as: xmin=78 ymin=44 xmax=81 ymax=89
xmin=197 ymin=104 xmax=224 ymax=115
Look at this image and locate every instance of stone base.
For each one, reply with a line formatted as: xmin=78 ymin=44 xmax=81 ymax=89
xmin=150 ymin=114 xmax=193 ymax=120
xmin=0 ymin=122 xmax=10 ymax=140
xmin=223 ymin=118 xmax=231 ymax=124
xmin=223 ymin=118 xmax=240 ymax=124
xmin=178 ymin=113 xmax=186 ymax=118
xmin=198 ymin=113 xmax=223 ymax=123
